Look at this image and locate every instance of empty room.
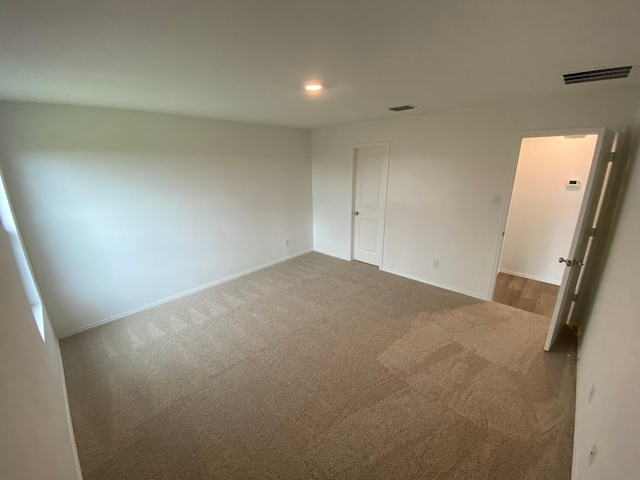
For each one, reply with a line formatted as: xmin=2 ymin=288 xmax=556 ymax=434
xmin=1 ymin=1 xmax=639 ymax=480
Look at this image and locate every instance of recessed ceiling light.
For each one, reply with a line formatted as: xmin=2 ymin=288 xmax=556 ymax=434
xmin=304 ymin=82 xmax=324 ymax=91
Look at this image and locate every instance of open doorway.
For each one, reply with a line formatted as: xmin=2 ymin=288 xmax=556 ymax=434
xmin=492 ymin=133 xmax=599 ymax=317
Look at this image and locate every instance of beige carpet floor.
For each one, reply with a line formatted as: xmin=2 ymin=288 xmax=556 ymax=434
xmin=61 ymin=252 xmax=577 ymax=480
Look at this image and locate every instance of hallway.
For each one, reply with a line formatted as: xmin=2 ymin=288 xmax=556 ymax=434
xmin=493 ymin=273 xmax=559 ymax=318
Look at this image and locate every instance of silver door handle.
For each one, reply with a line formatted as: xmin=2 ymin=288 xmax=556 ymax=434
xmin=354 ymin=212 xmax=359 ymax=215
xmin=559 ymin=257 xmax=584 ymax=267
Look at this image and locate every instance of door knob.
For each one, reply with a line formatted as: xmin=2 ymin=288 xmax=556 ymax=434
xmin=354 ymin=212 xmax=359 ymax=215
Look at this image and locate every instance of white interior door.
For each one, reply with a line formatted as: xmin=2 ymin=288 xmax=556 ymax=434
xmin=353 ymin=146 xmax=389 ymax=266
xmin=544 ymin=128 xmax=616 ymax=351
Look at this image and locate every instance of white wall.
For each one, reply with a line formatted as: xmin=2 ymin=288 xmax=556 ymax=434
xmin=500 ymin=135 xmax=598 ymax=285
xmin=0 ymin=102 xmax=312 ymax=337
xmin=312 ymin=88 xmax=640 ymax=299
xmin=0 ymin=226 xmax=81 ymax=480
xmin=572 ymin=98 xmax=640 ymax=479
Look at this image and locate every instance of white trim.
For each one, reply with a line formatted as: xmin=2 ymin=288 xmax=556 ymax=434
xmin=498 ymin=269 xmax=561 ymax=286
xmin=55 ymin=336 xmax=84 ymax=479
xmin=312 ymin=247 xmax=350 ymax=261
xmin=349 ymin=148 xmax=358 ymax=261
xmin=0 ymin=165 xmax=47 ymax=340
xmin=379 ymin=144 xmax=392 ymax=270
xmin=381 ymin=266 xmax=487 ymax=301
xmin=57 ymin=249 xmax=313 ymax=338
xmin=31 ymin=303 xmax=45 ymax=341
xmin=487 ymin=126 xmax=607 ymax=301
xmin=350 ymin=141 xmax=391 ymax=268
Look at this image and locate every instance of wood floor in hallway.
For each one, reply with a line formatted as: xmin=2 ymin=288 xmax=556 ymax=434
xmin=493 ymin=272 xmax=560 ymax=317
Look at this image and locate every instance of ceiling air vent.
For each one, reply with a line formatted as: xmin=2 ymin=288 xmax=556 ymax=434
xmin=388 ymin=105 xmax=416 ymax=112
xmin=563 ymin=66 xmax=632 ymax=85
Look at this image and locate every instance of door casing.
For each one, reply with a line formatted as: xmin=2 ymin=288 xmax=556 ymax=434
xmin=350 ymin=142 xmax=391 ymax=268
xmin=488 ymin=127 xmax=611 ymax=303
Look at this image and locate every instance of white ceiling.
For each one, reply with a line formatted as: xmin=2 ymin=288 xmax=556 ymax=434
xmin=1 ymin=0 xmax=640 ymax=128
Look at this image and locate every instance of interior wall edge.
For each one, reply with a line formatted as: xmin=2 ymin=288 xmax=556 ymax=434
xmin=380 ymin=266 xmax=488 ymax=301
xmin=312 ymin=247 xmax=350 ymax=262
xmin=570 ymin=97 xmax=640 ymax=480
xmin=0 ymin=99 xmax=314 ymax=132
xmin=57 ymin=248 xmax=314 ymax=339
xmin=0 ymin=227 xmax=81 ymax=479
xmin=55 ymin=335 xmax=84 ymax=479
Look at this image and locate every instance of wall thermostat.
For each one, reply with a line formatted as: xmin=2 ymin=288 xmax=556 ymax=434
xmin=567 ymin=179 xmax=581 ymax=189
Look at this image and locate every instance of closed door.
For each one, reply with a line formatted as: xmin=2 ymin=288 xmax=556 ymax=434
xmin=544 ymin=127 xmax=616 ymax=351
xmin=353 ymin=146 xmax=389 ymax=266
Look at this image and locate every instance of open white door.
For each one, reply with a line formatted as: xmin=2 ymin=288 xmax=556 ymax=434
xmin=544 ymin=127 xmax=617 ymax=351
xmin=353 ymin=146 xmax=389 ymax=267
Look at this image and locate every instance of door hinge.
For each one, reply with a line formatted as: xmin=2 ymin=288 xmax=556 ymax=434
xmin=572 ymin=293 xmax=578 ymax=301
xmin=609 ymin=151 xmax=616 ymax=162
xmin=590 ymin=227 xmax=596 ymax=237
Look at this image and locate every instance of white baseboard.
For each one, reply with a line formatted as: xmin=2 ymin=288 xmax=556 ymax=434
xmin=380 ymin=267 xmax=488 ymax=301
xmin=499 ymin=268 xmax=561 ymax=286
xmin=58 ymin=249 xmax=313 ymax=338
xmin=56 ymin=340 xmax=84 ymax=479
xmin=312 ymin=247 xmax=350 ymax=261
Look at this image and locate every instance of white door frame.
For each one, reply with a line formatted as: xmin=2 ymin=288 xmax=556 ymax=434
xmin=350 ymin=141 xmax=391 ymax=268
xmin=487 ymin=126 xmax=607 ymax=301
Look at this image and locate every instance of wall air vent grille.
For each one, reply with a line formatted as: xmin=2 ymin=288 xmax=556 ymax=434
xmin=563 ymin=66 xmax=632 ymax=85
xmin=388 ymin=105 xmax=416 ymax=112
